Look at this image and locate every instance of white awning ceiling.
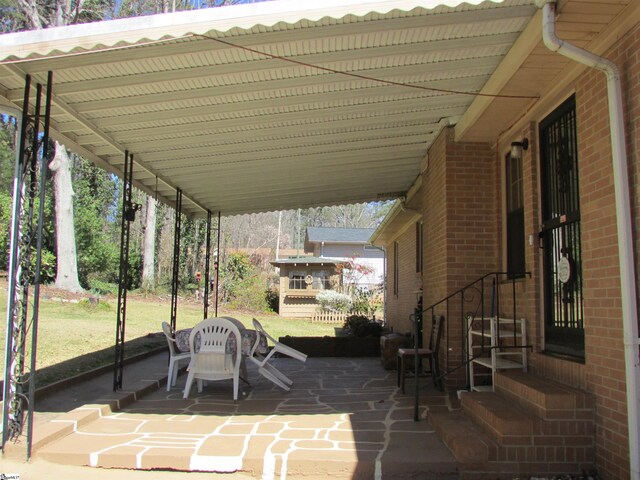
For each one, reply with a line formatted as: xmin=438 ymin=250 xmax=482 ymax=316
xmin=0 ymin=0 xmax=540 ymax=217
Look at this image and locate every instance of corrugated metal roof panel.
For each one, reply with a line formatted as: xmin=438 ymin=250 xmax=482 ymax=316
xmin=0 ymin=0 xmax=540 ymax=217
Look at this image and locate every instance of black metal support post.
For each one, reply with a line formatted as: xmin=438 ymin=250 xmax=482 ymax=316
xmin=203 ymin=210 xmax=212 ymax=319
xmin=113 ymin=151 xmax=139 ymax=391
xmin=2 ymin=72 xmax=52 ymax=458
xmin=170 ymin=189 xmax=183 ymax=331
xmin=412 ymin=293 xmax=423 ymax=422
xmin=411 ymin=312 xmax=420 ymax=422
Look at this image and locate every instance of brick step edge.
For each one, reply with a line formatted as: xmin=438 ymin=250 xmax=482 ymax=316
xmin=494 ymin=371 xmax=595 ymax=421
xmin=428 ymin=410 xmax=497 ymax=464
xmin=461 ymin=391 xmax=536 ymax=445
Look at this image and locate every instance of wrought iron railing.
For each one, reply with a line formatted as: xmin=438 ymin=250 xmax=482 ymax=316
xmin=410 ymin=271 xmax=531 ymax=421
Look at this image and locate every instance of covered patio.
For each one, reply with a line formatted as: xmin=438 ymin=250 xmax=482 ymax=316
xmin=2 ymin=0 xmax=639 ymax=478
xmin=1 ymin=0 xmax=541 ymax=461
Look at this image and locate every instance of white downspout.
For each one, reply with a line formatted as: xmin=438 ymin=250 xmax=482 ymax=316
xmin=536 ymin=2 xmax=640 ymax=478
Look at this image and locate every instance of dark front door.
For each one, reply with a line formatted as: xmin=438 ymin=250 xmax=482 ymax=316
xmin=539 ymin=95 xmax=585 ymax=359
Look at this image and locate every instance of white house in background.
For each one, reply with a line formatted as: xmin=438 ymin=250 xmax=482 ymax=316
xmin=304 ymin=227 xmax=384 ymax=289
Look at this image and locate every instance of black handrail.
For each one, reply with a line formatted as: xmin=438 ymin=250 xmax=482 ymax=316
xmin=411 ymin=271 xmax=532 ymax=421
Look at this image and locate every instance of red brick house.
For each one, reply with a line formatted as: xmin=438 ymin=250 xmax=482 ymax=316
xmin=371 ymin=3 xmax=640 ymax=478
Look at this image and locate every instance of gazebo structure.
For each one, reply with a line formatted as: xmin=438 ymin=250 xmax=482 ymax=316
xmin=1 ymin=1 xmax=639 ymax=478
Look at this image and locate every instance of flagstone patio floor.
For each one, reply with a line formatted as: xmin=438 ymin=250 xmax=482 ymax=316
xmin=8 ymin=355 xmax=460 ymax=479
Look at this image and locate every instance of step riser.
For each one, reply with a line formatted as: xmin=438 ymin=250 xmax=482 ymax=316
xmin=463 ymin=409 xmax=594 ymax=439
xmin=459 ymin=458 xmax=595 ymax=480
xmin=460 ymin=392 xmax=595 ymax=452
xmin=494 ymin=371 xmax=595 ymax=421
xmin=460 ymin=393 xmax=533 ymax=445
xmin=428 ymin=411 xmax=496 ymax=464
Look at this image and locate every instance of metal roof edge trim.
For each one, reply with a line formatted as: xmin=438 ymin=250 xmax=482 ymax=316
xmin=370 ymin=199 xmax=421 ymax=246
xmin=370 ymin=200 xmax=402 ymax=245
xmin=0 ymin=0 xmax=512 ymax=61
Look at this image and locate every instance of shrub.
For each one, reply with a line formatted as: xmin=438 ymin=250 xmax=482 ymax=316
xmin=316 ymin=290 xmax=352 ymax=313
xmin=343 ymin=314 xmax=369 ymax=333
xmin=225 ymin=275 xmax=269 ymax=312
xmin=0 ymin=192 xmax=12 ymax=268
xmin=28 ymin=248 xmax=56 ymax=284
xmin=219 ymin=252 xmax=254 ymax=303
xmin=88 ymin=280 xmax=118 ymax=296
xmin=343 ymin=314 xmax=383 ymax=337
xmin=356 ymin=321 xmax=383 ymax=337
xmin=265 ymin=288 xmax=279 ymax=313
xmin=349 ymin=287 xmax=377 ymax=317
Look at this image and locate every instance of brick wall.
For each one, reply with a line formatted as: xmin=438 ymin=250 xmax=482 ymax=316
xmin=570 ymin=21 xmax=640 ymax=480
xmin=422 ymin=127 xmax=498 ymax=386
xmin=385 ymin=224 xmax=422 ymax=335
xmin=444 ymin=131 xmax=499 ymax=288
xmin=422 ymin=129 xmax=449 ymax=310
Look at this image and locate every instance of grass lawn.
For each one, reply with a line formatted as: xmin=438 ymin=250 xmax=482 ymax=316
xmin=0 ymin=282 xmax=337 ymax=388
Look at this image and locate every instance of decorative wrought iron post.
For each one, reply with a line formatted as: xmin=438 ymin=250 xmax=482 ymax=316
xmin=411 ymin=309 xmax=420 ymax=422
xmin=170 ymin=189 xmax=183 ymax=331
xmin=113 ymin=151 xmax=139 ymax=391
xmin=2 ymin=72 xmax=53 ymax=458
xmin=203 ymin=210 xmax=212 ymax=319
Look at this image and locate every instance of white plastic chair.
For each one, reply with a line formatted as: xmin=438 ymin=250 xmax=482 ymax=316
xmin=249 ymin=318 xmax=307 ymax=391
xmin=221 ymin=316 xmax=246 ymax=330
xmin=161 ymin=321 xmax=191 ymax=391
xmin=220 ymin=316 xmax=250 ymax=383
xmin=183 ymin=318 xmax=242 ymax=400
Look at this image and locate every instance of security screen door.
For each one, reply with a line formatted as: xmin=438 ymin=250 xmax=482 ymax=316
xmin=539 ymin=95 xmax=585 ymax=359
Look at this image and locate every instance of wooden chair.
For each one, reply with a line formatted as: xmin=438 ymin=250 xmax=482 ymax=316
xmin=397 ymin=315 xmax=444 ymax=393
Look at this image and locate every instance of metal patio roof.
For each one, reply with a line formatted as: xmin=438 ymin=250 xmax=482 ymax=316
xmin=1 ymin=0 xmax=539 ymax=217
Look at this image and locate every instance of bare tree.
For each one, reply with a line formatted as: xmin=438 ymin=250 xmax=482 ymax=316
xmin=141 ymin=197 xmax=156 ymax=291
xmin=12 ymin=0 xmax=113 ymax=292
xmin=50 ymin=143 xmax=82 ymax=292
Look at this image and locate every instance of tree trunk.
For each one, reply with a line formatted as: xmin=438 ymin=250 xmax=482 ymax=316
xmin=141 ymin=196 xmax=156 ymax=292
xmin=276 ymin=211 xmax=282 ymax=260
xmin=50 ymin=142 xmax=83 ymax=292
xmin=17 ymin=0 xmax=43 ymax=29
xmin=192 ymin=220 xmax=200 ymax=275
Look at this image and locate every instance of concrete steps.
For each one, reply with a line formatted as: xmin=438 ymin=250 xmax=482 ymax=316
xmin=428 ymin=371 xmax=596 ymax=479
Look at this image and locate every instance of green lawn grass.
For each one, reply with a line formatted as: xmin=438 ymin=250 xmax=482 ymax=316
xmin=0 ymin=285 xmax=337 ymax=387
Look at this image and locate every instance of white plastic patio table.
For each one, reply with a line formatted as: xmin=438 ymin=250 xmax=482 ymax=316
xmin=174 ymin=327 xmax=267 ymax=356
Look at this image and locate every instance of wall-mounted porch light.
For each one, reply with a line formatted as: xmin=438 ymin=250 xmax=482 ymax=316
xmin=510 ymin=138 xmax=529 ymax=160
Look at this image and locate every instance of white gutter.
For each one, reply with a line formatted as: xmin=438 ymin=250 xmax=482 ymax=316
xmin=536 ymin=2 xmax=640 ymax=479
